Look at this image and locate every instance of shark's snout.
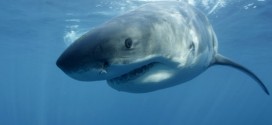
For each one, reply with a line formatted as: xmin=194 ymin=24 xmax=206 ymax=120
xmin=56 ymin=55 xmax=66 ymax=72
xmin=56 ymin=37 xmax=112 ymax=81
xmin=56 ymin=54 xmax=108 ymax=74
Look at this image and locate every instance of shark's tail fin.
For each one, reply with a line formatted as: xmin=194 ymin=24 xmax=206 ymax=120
xmin=213 ymin=54 xmax=269 ymax=95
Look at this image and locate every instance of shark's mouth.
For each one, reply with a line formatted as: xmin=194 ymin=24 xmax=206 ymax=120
xmin=108 ymin=62 xmax=157 ymax=84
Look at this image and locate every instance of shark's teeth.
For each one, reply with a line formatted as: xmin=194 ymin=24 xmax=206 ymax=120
xmin=109 ymin=63 xmax=156 ymax=84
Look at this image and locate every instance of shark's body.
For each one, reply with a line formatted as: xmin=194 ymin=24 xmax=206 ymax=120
xmin=57 ymin=2 xmax=269 ymax=94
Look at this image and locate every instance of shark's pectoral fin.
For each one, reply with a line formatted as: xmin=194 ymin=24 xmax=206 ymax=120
xmin=212 ymin=54 xmax=269 ymax=95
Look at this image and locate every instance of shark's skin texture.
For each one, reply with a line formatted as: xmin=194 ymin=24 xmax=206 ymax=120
xmin=57 ymin=2 xmax=269 ymax=94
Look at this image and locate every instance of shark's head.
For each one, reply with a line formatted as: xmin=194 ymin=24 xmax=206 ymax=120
xmin=57 ymin=16 xmax=181 ymax=93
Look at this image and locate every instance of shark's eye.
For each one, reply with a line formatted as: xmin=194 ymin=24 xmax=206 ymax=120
xmin=125 ymin=38 xmax=133 ymax=49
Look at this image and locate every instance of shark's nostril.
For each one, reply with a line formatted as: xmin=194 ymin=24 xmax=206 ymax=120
xmin=97 ymin=61 xmax=109 ymax=74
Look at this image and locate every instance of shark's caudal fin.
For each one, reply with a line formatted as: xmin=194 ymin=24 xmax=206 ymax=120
xmin=213 ymin=54 xmax=269 ymax=95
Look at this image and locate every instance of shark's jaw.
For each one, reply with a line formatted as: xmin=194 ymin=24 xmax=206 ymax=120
xmin=64 ymin=60 xmax=165 ymax=83
xmin=106 ymin=61 xmax=181 ymax=93
xmin=108 ymin=62 xmax=157 ymax=84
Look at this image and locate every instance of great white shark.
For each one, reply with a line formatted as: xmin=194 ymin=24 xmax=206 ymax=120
xmin=56 ymin=1 xmax=269 ymax=95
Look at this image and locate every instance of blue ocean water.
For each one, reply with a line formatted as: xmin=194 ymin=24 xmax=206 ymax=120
xmin=0 ymin=0 xmax=272 ymax=125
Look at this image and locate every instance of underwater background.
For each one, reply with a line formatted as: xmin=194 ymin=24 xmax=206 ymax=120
xmin=0 ymin=0 xmax=272 ymax=125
